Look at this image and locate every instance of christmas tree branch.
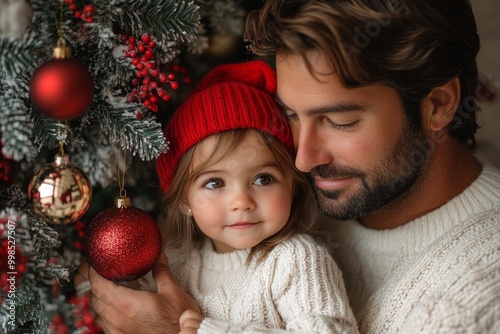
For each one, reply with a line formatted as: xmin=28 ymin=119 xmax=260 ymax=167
xmin=0 ymin=36 xmax=42 ymax=78
xmin=93 ymin=100 xmax=168 ymax=161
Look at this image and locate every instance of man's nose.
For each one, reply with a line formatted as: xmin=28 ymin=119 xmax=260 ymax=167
xmin=294 ymin=124 xmax=333 ymax=173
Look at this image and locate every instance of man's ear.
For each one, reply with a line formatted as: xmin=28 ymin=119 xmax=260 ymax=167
xmin=421 ymin=77 xmax=461 ymax=132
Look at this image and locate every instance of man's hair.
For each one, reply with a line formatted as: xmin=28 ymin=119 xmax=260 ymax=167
xmin=245 ymin=0 xmax=481 ymax=147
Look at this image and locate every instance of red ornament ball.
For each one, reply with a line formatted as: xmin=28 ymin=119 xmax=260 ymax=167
xmin=30 ymin=58 xmax=94 ymax=120
xmin=85 ymin=198 xmax=162 ymax=281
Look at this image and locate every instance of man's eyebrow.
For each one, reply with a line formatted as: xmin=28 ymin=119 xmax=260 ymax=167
xmin=275 ymin=95 xmax=366 ymax=116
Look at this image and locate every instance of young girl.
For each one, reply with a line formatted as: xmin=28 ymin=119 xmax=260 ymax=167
xmin=155 ymin=60 xmax=358 ymax=333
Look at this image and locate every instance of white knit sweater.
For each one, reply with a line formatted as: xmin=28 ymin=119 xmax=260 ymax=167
xmin=169 ymin=234 xmax=358 ymax=333
xmin=330 ymin=165 xmax=500 ymax=333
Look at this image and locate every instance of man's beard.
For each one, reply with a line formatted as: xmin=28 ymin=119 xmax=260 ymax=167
xmin=310 ymin=118 xmax=431 ymax=220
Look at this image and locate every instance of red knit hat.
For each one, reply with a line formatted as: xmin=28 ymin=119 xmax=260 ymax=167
xmin=156 ymin=60 xmax=293 ymax=192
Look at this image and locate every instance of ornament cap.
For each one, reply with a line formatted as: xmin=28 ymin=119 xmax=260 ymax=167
xmin=54 ymin=153 xmax=70 ymax=166
xmin=115 ymin=196 xmax=132 ymax=209
xmin=53 ymin=37 xmax=72 ymax=59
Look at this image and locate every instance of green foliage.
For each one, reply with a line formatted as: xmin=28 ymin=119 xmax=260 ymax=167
xmin=0 ymin=36 xmax=41 ymax=78
xmin=92 ymin=100 xmax=168 ymax=161
xmin=0 ymin=0 xmax=247 ymax=331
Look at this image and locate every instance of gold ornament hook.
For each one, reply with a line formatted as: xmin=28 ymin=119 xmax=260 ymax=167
xmin=53 ymin=37 xmax=72 ymax=59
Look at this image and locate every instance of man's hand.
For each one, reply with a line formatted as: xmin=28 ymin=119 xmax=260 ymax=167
xmin=89 ymin=254 xmax=200 ymax=334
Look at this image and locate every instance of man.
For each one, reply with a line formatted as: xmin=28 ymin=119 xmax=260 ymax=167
xmin=243 ymin=0 xmax=499 ymax=332
xmin=87 ymin=0 xmax=499 ymax=332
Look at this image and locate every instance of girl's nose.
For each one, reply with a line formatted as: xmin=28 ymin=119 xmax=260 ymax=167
xmin=230 ymin=189 xmax=256 ymax=211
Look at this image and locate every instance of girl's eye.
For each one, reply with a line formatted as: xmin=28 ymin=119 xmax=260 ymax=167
xmin=203 ymin=178 xmax=224 ymax=189
xmin=253 ymin=174 xmax=275 ymax=186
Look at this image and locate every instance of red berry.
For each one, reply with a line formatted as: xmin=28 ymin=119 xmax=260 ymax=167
xmin=150 ymin=82 xmax=158 ymax=89
xmin=86 ymin=17 xmax=94 ymax=23
xmin=145 ymin=49 xmax=153 ymax=58
xmin=137 ymin=44 xmax=145 ymax=52
xmin=128 ymin=44 xmax=135 ymax=51
xmin=132 ymin=58 xmax=140 ymax=65
xmin=159 ymin=74 xmax=167 ymax=83
xmin=140 ymin=56 xmax=149 ymax=63
xmin=128 ymin=37 xmax=136 ymax=44
xmin=167 ymin=73 xmax=175 ymax=81
xmin=146 ymin=62 xmax=155 ymax=69
xmin=83 ymin=313 xmax=95 ymax=326
xmin=149 ymin=95 xmax=158 ymax=103
xmin=69 ymin=3 xmax=76 ymax=10
xmin=141 ymin=68 xmax=149 ymax=76
xmin=170 ymin=81 xmax=179 ymax=90
xmin=84 ymin=5 xmax=95 ymax=13
xmin=131 ymin=79 xmax=139 ymax=85
xmin=141 ymin=34 xmax=150 ymax=43
xmin=151 ymin=104 xmax=159 ymax=112
xmin=74 ymin=11 xmax=82 ymax=19
xmin=149 ymin=41 xmax=155 ymax=48
xmin=150 ymin=69 xmax=159 ymax=76
xmin=136 ymin=63 xmax=144 ymax=70
xmin=17 ymin=262 xmax=26 ymax=273
xmin=162 ymin=93 xmax=171 ymax=101
xmin=142 ymin=78 xmax=150 ymax=85
xmin=75 ymin=220 xmax=85 ymax=229
xmin=136 ymin=71 xmax=144 ymax=78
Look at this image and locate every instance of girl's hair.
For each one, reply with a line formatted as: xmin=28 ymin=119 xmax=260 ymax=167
xmin=245 ymin=0 xmax=481 ymax=147
xmin=159 ymin=128 xmax=316 ymax=264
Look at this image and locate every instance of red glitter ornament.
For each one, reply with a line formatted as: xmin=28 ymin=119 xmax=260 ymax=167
xmin=30 ymin=38 xmax=94 ymax=120
xmin=85 ymin=196 xmax=162 ymax=281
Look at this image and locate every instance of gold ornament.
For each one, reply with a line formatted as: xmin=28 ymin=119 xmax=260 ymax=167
xmin=28 ymin=153 xmax=92 ymax=225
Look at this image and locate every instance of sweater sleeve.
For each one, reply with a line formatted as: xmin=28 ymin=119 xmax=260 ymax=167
xmin=399 ymin=223 xmax=500 ymax=334
xmin=198 ymin=235 xmax=358 ymax=334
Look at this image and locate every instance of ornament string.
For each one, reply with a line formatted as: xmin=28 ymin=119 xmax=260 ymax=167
xmin=57 ymin=0 xmax=64 ymax=38
xmin=54 ymin=0 xmax=66 ymax=54
xmin=118 ymin=127 xmax=127 ymax=197
xmin=57 ymin=120 xmax=68 ymax=155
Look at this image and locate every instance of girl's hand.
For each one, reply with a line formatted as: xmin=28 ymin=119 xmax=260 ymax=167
xmin=179 ymin=309 xmax=205 ymax=334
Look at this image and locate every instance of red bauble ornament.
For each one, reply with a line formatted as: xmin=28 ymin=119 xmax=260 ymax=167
xmin=30 ymin=38 xmax=94 ymax=120
xmin=85 ymin=196 xmax=162 ymax=281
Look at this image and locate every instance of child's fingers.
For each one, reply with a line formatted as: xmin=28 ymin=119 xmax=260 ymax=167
xmin=179 ymin=309 xmax=204 ymax=329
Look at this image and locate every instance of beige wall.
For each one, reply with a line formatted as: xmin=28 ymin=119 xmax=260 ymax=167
xmin=472 ymin=0 xmax=500 ymax=167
